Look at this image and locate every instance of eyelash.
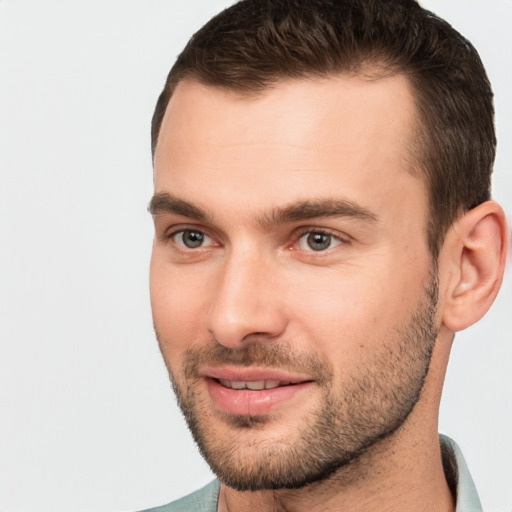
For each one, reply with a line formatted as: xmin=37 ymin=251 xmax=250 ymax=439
xmin=163 ymin=227 xmax=216 ymax=249
xmin=293 ymin=228 xmax=349 ymax=252
xmin=163 ymin=225 xmax=350 ymax=255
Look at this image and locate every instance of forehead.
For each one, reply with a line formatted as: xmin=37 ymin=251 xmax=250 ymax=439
xmin=153 ymin=74 xmax=425 ymax=224
xmin=157 ymin=73 xmax=418 ymax=149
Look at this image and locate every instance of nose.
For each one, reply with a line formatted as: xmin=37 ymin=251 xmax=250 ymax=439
xmin=204 ymin=248 xmax=288 ymax=349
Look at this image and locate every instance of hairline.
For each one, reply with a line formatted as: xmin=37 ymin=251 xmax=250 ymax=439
xmin=154 ymin=64 xmax=425 ymax=176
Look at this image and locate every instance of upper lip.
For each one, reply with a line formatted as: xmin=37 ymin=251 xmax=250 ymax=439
xmin=200 ymin=365 xmax=314 ymax=384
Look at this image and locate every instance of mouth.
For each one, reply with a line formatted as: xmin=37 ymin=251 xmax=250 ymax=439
xmin=216 ymin=378 xmax=299 ymax=390
xmin=201 ymin=367 xmax=315 ymax=416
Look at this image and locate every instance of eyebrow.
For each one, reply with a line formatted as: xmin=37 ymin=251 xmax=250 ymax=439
xmin=148 ymin=192 xmax=378 ymax=226
xmin=259 ymin=199 xmax=378 ymax=227
xmin=148 ymin=193 xmax=211 ymax=220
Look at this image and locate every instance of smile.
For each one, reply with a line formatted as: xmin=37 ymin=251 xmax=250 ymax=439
xmin=201 ymin=368 xmax=315 ymax=416
xmin=217 ymin=379 xmax=294 ymax=390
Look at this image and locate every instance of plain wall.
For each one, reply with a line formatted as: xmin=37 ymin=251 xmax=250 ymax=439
xmin=0 ymin=1 xmax=510 ymax=511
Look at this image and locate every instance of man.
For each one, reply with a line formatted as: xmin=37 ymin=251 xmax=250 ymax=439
xmin=145 ymin=0 xmax=508 ymax=510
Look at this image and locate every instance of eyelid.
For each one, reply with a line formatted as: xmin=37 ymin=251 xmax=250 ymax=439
xmin=161 ymin=224 xmax=219 ymax=248
xmin=294 ymin=226 xmax=350 ymax=242
xmin=158 ymin=223 xmax=351 ymax=253
xmin=291 ymin=226 xmax=351 ymax=252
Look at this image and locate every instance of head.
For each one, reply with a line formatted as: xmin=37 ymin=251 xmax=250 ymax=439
xmin=149 ymin=0 xmax=507 ymax=494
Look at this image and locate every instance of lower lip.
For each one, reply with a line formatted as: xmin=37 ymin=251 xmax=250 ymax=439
xmin=205 ymin=378 xmax=314 ymax=416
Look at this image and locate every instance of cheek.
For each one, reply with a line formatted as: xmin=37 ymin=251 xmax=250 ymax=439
xmin=149 ymin=255 xmax=211 ymax=365
xmin=285 ymin=263 xmax=424 ymax=357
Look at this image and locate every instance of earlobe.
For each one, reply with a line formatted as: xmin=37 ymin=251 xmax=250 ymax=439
xmin=441 ymin=201 xmax=509 ymax=332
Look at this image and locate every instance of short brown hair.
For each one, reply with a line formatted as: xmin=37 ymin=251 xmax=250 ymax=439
xmin=151 ymin=0 xmax=495 ymax=258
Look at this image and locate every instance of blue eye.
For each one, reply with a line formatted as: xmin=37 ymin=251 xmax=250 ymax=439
xmin=174 ymin=229 xmax=208 ymax=249
xmin=298 ymin=232 xmax=342 ymax=251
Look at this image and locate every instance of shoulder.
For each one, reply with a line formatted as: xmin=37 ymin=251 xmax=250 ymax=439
xmin=139 ymin=480 xmax=220 ymax=512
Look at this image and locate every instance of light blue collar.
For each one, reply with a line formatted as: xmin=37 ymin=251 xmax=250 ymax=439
xmin=440 ymin=434 xmax=482 ymax=512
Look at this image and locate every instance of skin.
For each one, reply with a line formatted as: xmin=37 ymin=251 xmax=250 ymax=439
xmin=150 ymin=75 xmax=508 ymax=511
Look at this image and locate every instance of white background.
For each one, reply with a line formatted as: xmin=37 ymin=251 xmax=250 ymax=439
xmin=0 ymin=1 xmax=510 ymax=511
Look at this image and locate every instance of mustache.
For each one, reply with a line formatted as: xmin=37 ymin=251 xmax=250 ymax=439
xmin=182 ymin=340 xmax=334 ymax=385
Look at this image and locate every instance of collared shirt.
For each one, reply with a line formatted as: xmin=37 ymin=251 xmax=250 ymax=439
xmin=142 ymin=435 xmax=482 ymax=512
xmin=441 ymin=435 xmax=483 ymax=512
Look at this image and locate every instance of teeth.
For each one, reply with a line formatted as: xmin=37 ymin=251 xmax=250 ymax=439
xmin=246 ymin=381 xmax=265 ymax=390
xmin=217 ymin=379 xmax=292 ymax=390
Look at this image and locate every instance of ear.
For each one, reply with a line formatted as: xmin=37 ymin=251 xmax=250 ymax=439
xmin=440 ymin=200 xmax=509 ymax=332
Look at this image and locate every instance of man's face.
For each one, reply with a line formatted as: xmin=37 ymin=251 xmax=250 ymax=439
xmin=150 ymin=76 xmax=439 ymax=490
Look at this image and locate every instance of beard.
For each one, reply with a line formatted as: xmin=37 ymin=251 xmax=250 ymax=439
xmin=157 ymin=274 xmax=439 ymax=492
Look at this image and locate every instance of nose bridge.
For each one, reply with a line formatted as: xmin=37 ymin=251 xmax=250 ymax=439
xmin=205 ymin=242 xmax=285 ymax=348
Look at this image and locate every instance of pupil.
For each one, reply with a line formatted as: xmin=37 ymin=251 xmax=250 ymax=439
xmin=307 ymin=233 xmax=331 ymax=251
xmin=183 ymin=230 xmax=204 ymax=248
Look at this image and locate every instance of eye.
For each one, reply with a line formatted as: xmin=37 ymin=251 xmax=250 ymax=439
xmin=297 ymin=231 xmax=343 ymax=252
xmin=173 ymin=229 xmax=212 ymax=249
